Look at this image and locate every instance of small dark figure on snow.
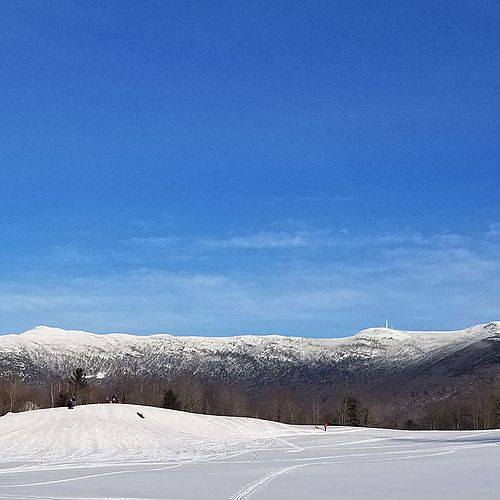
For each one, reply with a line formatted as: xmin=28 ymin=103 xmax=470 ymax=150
xmin=111 ymin=395 xmax=118 ymax=403
xmin=67 ymin=397 xmax=76 ymax=410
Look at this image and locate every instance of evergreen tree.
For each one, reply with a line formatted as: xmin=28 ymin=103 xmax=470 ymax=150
xmin=336 ymin=396 xmax=360 ymax=426
xmin=69 ymin=368 xmax=88 ymax=401
xmin=162 ymin=388 xmax=180 ymax=410
xmin=345 ymin=396 xmax=359 ymax=426
xmin=55 ymin=390 xmax=69 ymax=407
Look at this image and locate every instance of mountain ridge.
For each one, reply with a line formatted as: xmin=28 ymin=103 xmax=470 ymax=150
xmin=0 ymin=322 xmax=498 ymax=390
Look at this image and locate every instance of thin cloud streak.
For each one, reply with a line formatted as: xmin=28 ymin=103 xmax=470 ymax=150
xmin=204 ymin=231 xmax=320 ymax=249
xmin=202 ymin=228 xmax=463 ymax=251
xmin=1 ymin=226 xmax=499 ymax=336
xmin=129 ymin=236 xmax=180 ymax=247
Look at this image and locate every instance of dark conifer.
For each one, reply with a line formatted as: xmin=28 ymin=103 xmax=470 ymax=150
xmin=69 ymin=368 xmax=88 ymax=401
xmin=162 ymin=388 xmax=180 ymax=410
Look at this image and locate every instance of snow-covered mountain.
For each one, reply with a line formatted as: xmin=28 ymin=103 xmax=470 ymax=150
xmin=0 ymin=322 xmax=499 ymax=387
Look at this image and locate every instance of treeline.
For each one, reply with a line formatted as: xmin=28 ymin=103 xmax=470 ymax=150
xmin=0 ymin=370 xmax=499 ymax=430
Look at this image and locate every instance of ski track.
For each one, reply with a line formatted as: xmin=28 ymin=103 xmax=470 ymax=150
xmin=229 ymin=453 xmax=450 ymax=500
xmin=0 ymin=463 xmax=184 ymax=489
xmin=2 ymin=434 xmax=497 ymax=496
xmin=228 ymin=443 xmax=497 ymax=500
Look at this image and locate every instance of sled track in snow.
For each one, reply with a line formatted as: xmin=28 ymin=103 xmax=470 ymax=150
xmin=228 ymin=438 xmax=500 ymax=500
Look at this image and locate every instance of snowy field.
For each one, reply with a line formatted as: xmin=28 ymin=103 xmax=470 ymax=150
xmin=0 ymin=404 xmax=498 ymax=499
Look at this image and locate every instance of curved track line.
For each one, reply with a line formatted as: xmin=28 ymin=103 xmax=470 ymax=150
xmin=0 ymin=462 xmax=183 ymax=488
xmin=230 ymin=449 xmax=458 ymax=500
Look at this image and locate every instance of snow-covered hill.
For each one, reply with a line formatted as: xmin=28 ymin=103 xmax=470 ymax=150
xmin=0 ymin=322 xmax=499 ymax=386
xmin=0 ymin=404 xmax=498 ymax=499
xmin=0 ymin=404 xmax=295 ymax=463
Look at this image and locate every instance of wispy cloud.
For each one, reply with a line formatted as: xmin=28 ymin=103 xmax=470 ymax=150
xmin=1 ymin=227 xmax=498 ymax=337
xmin=204 ymin=231 xmax=319 ymax=249
xmin=129 ymin=236 xmax=180 ymax=247
xmin=485 ymin=224 xmax=500 ymax=239
xmin=203 ymin=228 xmax=436 ymax=251
xmin=233 ymin=195 xmax=357 ymax=208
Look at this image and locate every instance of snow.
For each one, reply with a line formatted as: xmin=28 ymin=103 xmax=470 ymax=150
xmin=1 ymin=322 xmax=499 ymax=382
xmin=0 ymin=404 xmax=498 ymax=499
xmin=0 ymin=404 xmax=294 ymax=464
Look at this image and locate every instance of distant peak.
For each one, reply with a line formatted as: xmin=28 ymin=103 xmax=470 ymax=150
xmin=25 ymin=325 xmax=62 ymax=333
xmin=356 ymin=327 xmax=401 ymax=335
xmin=21 ymin=326 xmax=86 ymax=336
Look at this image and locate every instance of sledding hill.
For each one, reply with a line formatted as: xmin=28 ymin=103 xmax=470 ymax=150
xmin=0 ymin=404 xmax=297 ymax=464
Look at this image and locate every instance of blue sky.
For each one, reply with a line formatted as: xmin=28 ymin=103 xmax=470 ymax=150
xmin=0 ymin=1 xmax=499 ymax=336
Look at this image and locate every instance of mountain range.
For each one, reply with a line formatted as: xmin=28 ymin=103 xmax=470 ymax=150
xmin=1 ymin=323 xmax=499 ymax=398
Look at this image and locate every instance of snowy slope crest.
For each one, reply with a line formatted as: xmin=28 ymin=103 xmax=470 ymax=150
xmin=0 ymin=404 xmax=297 ymax=463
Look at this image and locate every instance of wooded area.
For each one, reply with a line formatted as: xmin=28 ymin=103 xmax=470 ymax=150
xmin=1 ymin=369 xmax=499 ymax=430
